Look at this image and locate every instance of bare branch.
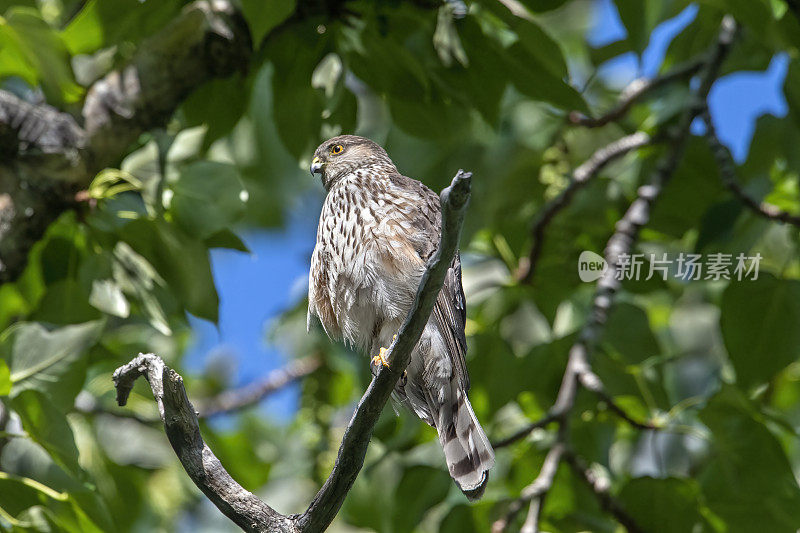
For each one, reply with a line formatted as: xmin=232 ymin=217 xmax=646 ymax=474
xmin=570 ymin=60 xmax=703 ymax=128
xmin=112 ymin=354 xmax=296 ymax=533
xmin=701 ymin=109 xmax=800 ymax=228
xmin=81 ymin=355 xmax=320 ymax=424
xmin=197 ymin=356 xmax=322 ymax=418
xmin=492 ymin=413 xmax=559 ymax=449
xmin=0 ymin=91 xmax=86 ymax=159
xmin=491 ymin=443 xmax=564 ymax=533
xmin=562 ymin=450 xmax=644 ymax=533
xmin=499 ymin=16 xmax=737 ymax=533
xmin=577 ymin=368 xmax=660 ymax=431
xmin=112 ymin=171 xmax=472 ymax=532
xmin=516 ymin=132 xmax=652 ymax=283
xmin=297 ymin=170 xmax=472 ymax=532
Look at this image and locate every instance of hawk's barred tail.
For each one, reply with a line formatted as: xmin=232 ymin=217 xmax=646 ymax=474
xmin=437 ymin=387 xmax=495 ymax=500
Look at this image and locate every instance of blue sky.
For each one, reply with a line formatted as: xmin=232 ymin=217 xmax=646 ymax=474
xmin=185 ymin=0 xmax=789 ymax=421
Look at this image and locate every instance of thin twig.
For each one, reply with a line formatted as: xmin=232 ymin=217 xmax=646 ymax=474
xmin=492 ymin=413 xmax=559 ymax=449
xmin=562 ymin=450 xmax=644 ymax=533
xmin=701 ymin=109 xmax=800 ymax=228
xmin=570 ymin=60 xmax=703 ymax=128
xmin=492 ymin=443 xmax=565 ymax=533
xmin=517 ymin=132 xmax=652 ymax=283
xmin=197 ymin=356 xmax=322 ymax=417
xmin=82 ymin=356 xmax=320 ymax=424
xmin=577 ymin=368 xmax=659 ymax=431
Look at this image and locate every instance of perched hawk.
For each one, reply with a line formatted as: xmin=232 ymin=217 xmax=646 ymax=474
xmin=307 ymin=135 xmax=494 ymax=499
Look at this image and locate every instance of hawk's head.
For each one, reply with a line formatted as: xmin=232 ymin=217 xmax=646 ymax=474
xmin=310 ymin=135 xmax=394 ymax=189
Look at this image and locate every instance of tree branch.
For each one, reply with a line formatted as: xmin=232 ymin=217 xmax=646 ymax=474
xmin=491 ymin=443 xmax=564 ymax=533
xmin=701 ymin=109 xmax=800 ymax=228
xmin=516 ymin=132 xmax=652 ymax=283
xmin=577 ymin=367 xmax=659 ymax=431
xmin=499 ymin=16 xmax=736 ymax=533
xmin=197 ymin=356 xmax=322 ymax=418
xmin=80 ymin=355 xmax=321 ymax=424
xmin=0 ymin=0 xmax=251 ymax=283
xmin=562 ymin=450 xmax=643 ymax=533
xmin=570 ymin=60 xmax=703 ymax=128
xmin=492 ymin=413 xmax=559 ymax=449
xmin=112 ymin=171 xmax=472 ymax=532
xmin=112 ymin=354 xmax=296 ymax=533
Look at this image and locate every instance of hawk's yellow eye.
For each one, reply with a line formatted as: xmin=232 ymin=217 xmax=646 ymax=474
xmin=330 ymin=144 xmax=343 ymax=155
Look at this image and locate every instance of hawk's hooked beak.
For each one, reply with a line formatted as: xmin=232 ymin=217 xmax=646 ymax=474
xmin=310 ymin=156 xmax=324 ymax=176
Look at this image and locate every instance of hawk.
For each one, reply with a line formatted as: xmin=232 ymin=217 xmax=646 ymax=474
xmin=307 ymin=135 xmax=494 ymax=499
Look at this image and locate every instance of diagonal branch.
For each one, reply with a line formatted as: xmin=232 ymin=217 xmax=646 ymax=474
xmin=562 ymin=449 xmax=643 ymax=533
xmin=516 ymin=132 xmax=652 ymax=283
xmin=491 ymin=443 xmax=564 ymax=533
xmin=112 ymin=170 xmax=472 ymax=533
xmin=492 ymin=413 xmax=559 ymax=449
xmin=112 ymin=354 xmax=295 ymax=533
xmin=577 ymin=367 xmax=659 ymax=431
xmin=570 ymin=60 xmax=703 ymax=128
xmin=701 ymin=109 xmax=800 ymax=228
xmin=197 ymin=356 xmax=322 ymax=418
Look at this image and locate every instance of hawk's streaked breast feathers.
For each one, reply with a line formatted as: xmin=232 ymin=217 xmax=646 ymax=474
xmin=308 ymin=135 xmax=494 ymax=499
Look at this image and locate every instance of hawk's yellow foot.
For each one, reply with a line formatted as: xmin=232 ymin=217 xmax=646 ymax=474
xmin=370 ymin=335 xmax=397 ymax=369
xmin=371 ymin=346 xmax=390 ymax=368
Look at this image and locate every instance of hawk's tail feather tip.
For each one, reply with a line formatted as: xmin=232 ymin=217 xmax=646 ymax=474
xmin=438 ymin=388 xmax=495 ymax=501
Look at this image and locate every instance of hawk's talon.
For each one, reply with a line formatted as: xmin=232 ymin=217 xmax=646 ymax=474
xmin=371 ymin=346 xmax=390 ymax=369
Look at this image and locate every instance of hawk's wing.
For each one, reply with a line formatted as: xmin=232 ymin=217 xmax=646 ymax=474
xmin=392 ymin=173 xmax=470 ymax=391
xmin=434 ymin=253 xmax=470 ymax=391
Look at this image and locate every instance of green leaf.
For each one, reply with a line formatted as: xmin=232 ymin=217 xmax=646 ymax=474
xmin=440 ymin=504 xmax=479 ymax=533
xmin=600 ymin=302 xmax=660 ymax=365
xmin=503 ymin=41 xmax=587 ymax=112
xmin=181 ymin=75 xmax=250 ymax=150
xmin=391 ymin=465 xmax=451 ymax=533
xmin=120 ymin=219 xmax=219 ymax=322
xmin=61 ymin=0 xmax=181 ymax=55
xmin=699 ymin=386 xmax=800 ymax=531
xmin=5 ymin=321 xmax=103 ymax=407
xmin=9 ymin=390 xmax=83 ymax=476
xmin=785 ymin=59 xmax=800 ymax=127
xmin=517 ymin=0 xmax=569 ymax=12
xmin=619 ymin=477 xmax=702 ymax=533
xmin=241 ymin=0 xmax=296 ymax=46
xmin=89 ymin=279 xmax=130 ymax=318
xmin=204 ymin=229 xmax=250 ymax=252
xmin=614 ymin=0 xmax=664 ymax=54
xmin=0 ymin=8 xmax=82 ymax=104
xmin=649 ymin=138 xmax=725 ymax=238
xmin=30 ymin=279 xmax=100 ymax=325
xmin=0 ymin=472 xmax=67 ymax=518
xmin=0 ymin=358 xmax=10 ymax=395
xmin=169 ymin=161 xmax=247 ymax=239
xmin=266 ymin=25 xmax=327 ymax=159
xmin=720 ymin=273 xmax=800 ymax=389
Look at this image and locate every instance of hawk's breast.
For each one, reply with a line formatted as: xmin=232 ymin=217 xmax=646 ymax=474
xmin=308 ymin=169 xmax=429 ymax=353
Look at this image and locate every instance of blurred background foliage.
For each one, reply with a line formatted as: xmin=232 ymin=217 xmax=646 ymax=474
xmin=1 ymin=0 xmax=800 ymax=531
